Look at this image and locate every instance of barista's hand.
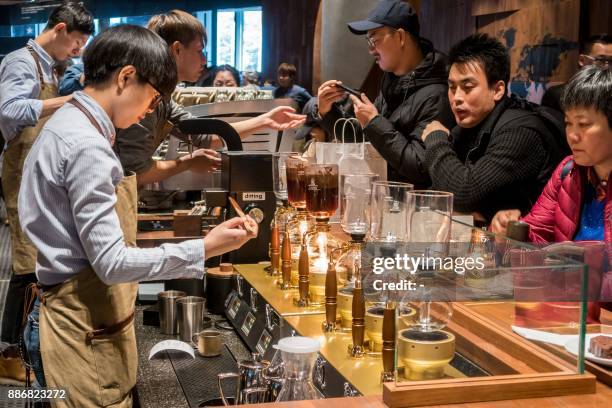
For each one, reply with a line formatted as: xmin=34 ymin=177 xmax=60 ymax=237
xmin=204 ymin=217 xmax=258 ymax=259
xmin=350 ymin=93 xmax=379 ymax=127
xmin=422 ymin=120 xmax=449 ymax=142
xmin=262 ymin=106 xmax=306 ymax=130
xmin=317 ymin=80 xmax=346 ymax=117
xmin=491 ymin=209 xmax=522 ymax=236
xmin=184 ymin=149 xmax=221 ymax=173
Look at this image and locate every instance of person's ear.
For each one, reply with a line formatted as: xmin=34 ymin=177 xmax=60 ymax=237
xmin=397 ymin=28 xmax=406 ymax=47
xmin=492 ymin=80 xmax=506 ymax=101
xmin=116 ymin=65 xmax=137 ymax=93
xmin=578 ymin=54 xmax=588 ymax=67
xmin=53 ymin=22 xmax=67 ymax=34
xmin=171 ymin=41 xmax=182 ymax=58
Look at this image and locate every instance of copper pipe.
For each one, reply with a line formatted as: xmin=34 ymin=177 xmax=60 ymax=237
xmin=280 ymin=231 xmax=292 ymax=290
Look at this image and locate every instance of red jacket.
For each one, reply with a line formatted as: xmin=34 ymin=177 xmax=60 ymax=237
xmin=522 ymin=156 xmax=612 ymax=318
xmin=523 ymin=156 xmax=612 ymax=243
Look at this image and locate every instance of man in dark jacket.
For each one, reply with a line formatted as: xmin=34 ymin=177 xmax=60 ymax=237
xmin=422 ymin=34 xmax=565 ymax=223
xmin=314 ymin=0 xmax=454 ymax=188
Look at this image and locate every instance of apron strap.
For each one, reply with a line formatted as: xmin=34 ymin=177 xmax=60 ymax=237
xmin=68 ymin=98 xmax=105 ymax=136
xmin=25 ymin=45 xmax=46 ymax=90
xmin=85 ymin=310 xmax=135 ymax=341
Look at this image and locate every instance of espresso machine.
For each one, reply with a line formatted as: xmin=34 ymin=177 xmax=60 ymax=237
xmin=221 ymin=151 xmax=276 ymax=264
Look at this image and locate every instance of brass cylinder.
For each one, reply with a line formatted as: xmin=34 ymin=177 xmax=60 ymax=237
xmin=337 ymin=287 xmax=354 ymax=329
xmin=397 ymin=329 xmax=455 ymax=380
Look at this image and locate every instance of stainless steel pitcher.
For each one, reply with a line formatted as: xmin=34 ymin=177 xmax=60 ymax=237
xmin=217 ymin=352 xmax=270 ymax=405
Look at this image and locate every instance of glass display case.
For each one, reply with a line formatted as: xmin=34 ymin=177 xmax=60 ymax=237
xmin=231 ymin=216 xmax=604 ymax=404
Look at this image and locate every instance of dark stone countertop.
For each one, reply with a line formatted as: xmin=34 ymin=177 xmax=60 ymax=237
xmin=134 ymin=305 xmax=250 ymax=408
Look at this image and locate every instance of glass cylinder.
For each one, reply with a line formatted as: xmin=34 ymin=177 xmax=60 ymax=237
xmin=273 ymin=152 xmax=299 ymax=203
xmin=407 ymin=190 xmax=453 ymax=258
xmin=369 ymin=181 xmax=413 ymax=242
xmin=305 ymin=164 xmax=339 ymax=222
xmin=285 ymin=156 xmax=313 ymax=210
xmin=340 ymin=173 xmax=378 ymax=239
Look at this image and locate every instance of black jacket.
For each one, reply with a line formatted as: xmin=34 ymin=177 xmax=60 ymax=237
xmin=424 ymin=96 xmax=566 ymax=222
xmin=318 ymin=43 xmax=455 ymax=188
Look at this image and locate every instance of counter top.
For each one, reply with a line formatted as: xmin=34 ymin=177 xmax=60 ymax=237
xmin=134 ymin=305 xmax=251 ymax=408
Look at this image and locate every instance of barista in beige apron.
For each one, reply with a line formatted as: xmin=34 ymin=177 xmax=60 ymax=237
xmin=0 ymin=46 xmax=58 ymax=345
xmin=38 ymin=99 xmax=138 ymax=407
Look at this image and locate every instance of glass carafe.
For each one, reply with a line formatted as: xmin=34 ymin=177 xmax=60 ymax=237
xmin=274 ymin=337 xmax=323 ymax=402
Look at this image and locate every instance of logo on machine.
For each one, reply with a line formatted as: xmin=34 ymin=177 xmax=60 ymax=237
xmin=242 ymin=192 xmax=266 ymax=201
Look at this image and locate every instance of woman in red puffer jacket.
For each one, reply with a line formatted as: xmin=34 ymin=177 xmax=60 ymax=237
xmin=492 ymin=66 xmax=612 ymax=318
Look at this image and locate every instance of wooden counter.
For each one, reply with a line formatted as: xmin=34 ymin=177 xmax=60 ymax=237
xmin=253 ymin=385 xmax=612 ymax=408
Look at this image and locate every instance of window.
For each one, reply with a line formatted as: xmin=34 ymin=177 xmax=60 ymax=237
xmin=216 ymin=10 xmax=236 ymax=67
xmin=241 ymin=9 xmax=263 ymax=72
xmin=2 ymin=7 xmax=263 ymax=74
xmin=211 ymin=7 xmax=262 ymax=72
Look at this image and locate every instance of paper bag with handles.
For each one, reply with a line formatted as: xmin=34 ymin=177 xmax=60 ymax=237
xmin=303 ymin=118 xmax=387 ymax=180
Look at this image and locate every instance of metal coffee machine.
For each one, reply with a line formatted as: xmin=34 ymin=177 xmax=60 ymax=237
xmin=221 ymin=151 xmax=275 ymax=264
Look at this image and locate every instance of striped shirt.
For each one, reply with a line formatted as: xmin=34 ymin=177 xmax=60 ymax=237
xmin=0 ymin=39 xmax=56 ymax=144
xmin=19 ymin=91 xmax=205 ymax=286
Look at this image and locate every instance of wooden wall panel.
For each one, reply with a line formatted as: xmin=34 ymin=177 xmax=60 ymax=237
xmin=261 ymin=0 xmax=320 ymax=93
xmin=420 ymin=0 xmax=476 ymax=54
xmin=476 ymin=0 xmax=580 ymax=101
xmin=586 ymin=0 xmax=612 ymax=36
xmin=312 ymin=4 xmax=323 ymax=91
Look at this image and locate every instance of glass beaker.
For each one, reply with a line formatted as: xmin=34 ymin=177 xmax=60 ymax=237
xmin=340 ymin=173 xmax=378 ymax=239
xmin=273 ymin=152 xmax=300 ymax=204
xmin=369 ymin=181 xmax=413 ymax=242
xmin=274 ymin=336 xmax=323 ymax=402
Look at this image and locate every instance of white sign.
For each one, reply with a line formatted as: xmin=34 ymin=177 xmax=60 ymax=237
xmin=148 ymin=340 xmax=195 ymax=360
xmin=242 ymin=192 xmax=265 ymax=201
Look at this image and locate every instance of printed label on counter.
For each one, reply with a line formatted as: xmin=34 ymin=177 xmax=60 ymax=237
xmin=243 ymin=192 xmax=266 ymax=201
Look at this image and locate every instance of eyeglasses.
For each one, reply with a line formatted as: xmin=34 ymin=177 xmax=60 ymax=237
xmin=366 ymin=29 xmax=397 ymax=49
xmin=582 ymin=54 xmax=611 ymax=67
xmin=143 ymin=77 xmax=164 ymax=111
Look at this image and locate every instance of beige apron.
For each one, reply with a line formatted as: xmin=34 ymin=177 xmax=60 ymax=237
xmin=39 ymin=99 xmax=139 ymax=408
xmin=1 ymin=45 xmax=58 ymax=275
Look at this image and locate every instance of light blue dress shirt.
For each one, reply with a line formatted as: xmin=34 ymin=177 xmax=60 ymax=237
xmin=19 ymin=91 xmax=205 ymax=286
xmin=0 ymin=39 xmax=56 ymax=144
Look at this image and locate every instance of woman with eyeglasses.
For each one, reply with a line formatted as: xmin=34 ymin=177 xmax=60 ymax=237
xmin=18 ymin=25 xmax=259 ymax=407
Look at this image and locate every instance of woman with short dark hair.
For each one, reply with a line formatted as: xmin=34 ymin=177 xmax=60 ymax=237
xmin=492 ymin=66 xmax=612 ymax=318
xmin=212 ymin=64 xmax=241 ymax=87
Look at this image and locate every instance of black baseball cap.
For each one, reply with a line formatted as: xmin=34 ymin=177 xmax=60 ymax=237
xmin=348 ymin=0 xmax=420 ymax=37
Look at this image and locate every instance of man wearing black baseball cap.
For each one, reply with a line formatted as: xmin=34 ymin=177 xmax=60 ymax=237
xmin=315 ymin=0 xmax=454 ymax=187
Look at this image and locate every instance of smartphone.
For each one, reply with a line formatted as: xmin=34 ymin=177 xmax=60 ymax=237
xmin=335 ymin=83 xmax=362 ymax=97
